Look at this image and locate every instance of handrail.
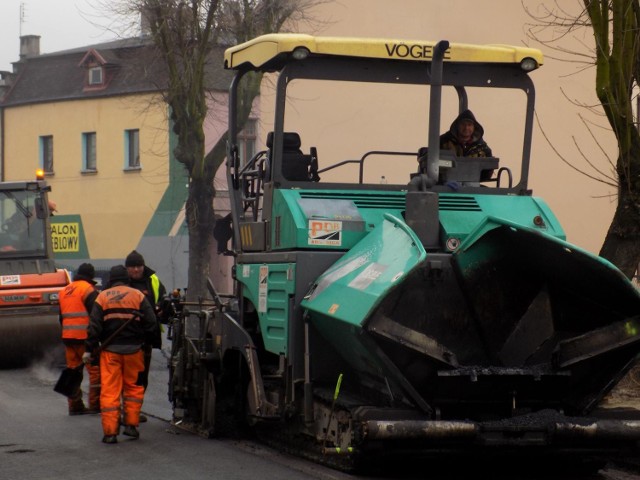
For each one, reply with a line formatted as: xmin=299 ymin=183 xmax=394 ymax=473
xmin=238 ymin=150 xmax=267 ymax=177
xmin=496 ymin=167 xmax=513 ymax=188
xmin=239 ymin=150 xmax=268 ymax=222
xmin=317 ymin=150 xmax=417 ymax=184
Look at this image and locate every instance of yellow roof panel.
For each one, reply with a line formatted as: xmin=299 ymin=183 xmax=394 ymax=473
xmin=224 ymin=33 xmax=544 ymax=70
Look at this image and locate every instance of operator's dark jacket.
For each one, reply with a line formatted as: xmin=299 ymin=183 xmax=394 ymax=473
xmin=129 ymin=266 xmax=166 ymax=348
xmin=439 ymin=109 xmax=492 ymax=158
xmin=129 ymin=266 xmax=166 ymax=309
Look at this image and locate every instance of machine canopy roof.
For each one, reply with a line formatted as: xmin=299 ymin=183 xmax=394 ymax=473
xmin=224 ymin=33 xmax=544 ymax=71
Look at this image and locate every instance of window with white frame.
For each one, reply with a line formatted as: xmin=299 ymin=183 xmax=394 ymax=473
xmin=40 ymin=135 xmax=54 ymax=174
xmin=88 ymin=66 xmax=103 ymax=85
xmin=82 ymin=132 xmax=97 ymax=171
xmin=125 ymin=129 xmax=140 ymax=169
xmin=238 ymin=118 xmax=257 ymax=163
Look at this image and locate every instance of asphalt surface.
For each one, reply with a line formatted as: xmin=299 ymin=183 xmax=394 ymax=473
xmin=0 ymin=343 xmax=352 ymax=480
xmin=3 ymin=339 xmax=640 ymax=480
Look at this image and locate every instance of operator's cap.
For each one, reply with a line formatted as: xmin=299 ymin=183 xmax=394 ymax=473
xmin=108 ymin=265 xmax=129 ymax=286
xmin=125 ymin=250 xmax=145 ymax=267
xmin=75 ymin=263 xmax=95 ymax=281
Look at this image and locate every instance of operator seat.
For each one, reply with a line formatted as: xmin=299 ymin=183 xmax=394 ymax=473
xmin=266 ymin=131 xmax=320 ymax=182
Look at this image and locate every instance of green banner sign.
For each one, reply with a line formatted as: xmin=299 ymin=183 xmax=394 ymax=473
xmin=50 ymin=214 xmax=89 ymax=259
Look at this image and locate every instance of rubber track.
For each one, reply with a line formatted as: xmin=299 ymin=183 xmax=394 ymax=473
xmin=255 ymin=425 xmax=356 ymax=473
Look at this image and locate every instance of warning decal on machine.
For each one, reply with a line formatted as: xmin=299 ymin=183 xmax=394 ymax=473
xmin=308 ymin=220 xmax=342 ymax=246
xmin=258 ymin=265 xmax=268 ymax=313
xmin=1 ymin=275 xmax=20 ymax=286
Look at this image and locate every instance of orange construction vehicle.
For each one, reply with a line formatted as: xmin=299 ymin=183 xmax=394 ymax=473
xmin=0 ymin=171 xmax=70 ymax=367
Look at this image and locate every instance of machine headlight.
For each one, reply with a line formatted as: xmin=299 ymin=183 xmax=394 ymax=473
xmin=292 ymin=47 xmax=310 ymax=60
xmin=520 ymin=57 xmax=538 ymax=72
xmin=446 ymin=237 xmax=461 ymax=251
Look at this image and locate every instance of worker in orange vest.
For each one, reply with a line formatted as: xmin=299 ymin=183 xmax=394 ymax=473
xmin=83 ymin=265 xmax=157 ymax=444
xmin=59 ymin=263 xmax=99 ymax=415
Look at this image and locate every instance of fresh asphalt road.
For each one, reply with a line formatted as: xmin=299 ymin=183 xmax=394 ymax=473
xmin=2 ymin=341 xmax=640 ymax=480
xmin=0 ymin=342 xmax=350 ymax=480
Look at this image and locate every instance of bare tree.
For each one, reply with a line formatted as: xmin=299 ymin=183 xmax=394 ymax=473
xmin=143 ymin=0 xmax=219 ymax=302
xmin=94 ymin=0 xmax=322 ymax=299
xmin=524 ymin=0 xmax=640 ymax=278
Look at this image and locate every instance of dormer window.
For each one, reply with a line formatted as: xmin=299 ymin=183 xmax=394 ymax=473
xmin=79 ymin=48 xmax=111 ymax=91
xmin=88 ymin=66 xmax=103 ymax=85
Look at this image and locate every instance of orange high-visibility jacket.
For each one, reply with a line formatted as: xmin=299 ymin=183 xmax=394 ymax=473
xmin=60 ymin=280 xmax=95 ymax=340
xmin=89 ymin=284 xmax=156 ymax=352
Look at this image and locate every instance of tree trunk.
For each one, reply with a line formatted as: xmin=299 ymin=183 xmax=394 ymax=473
xmin=138 ymin=1 xmax=316 ymax=300
xmin=200 ymin=71 xmax=263 ymax=294
xmin=186 ymin=176 xmax=215 ymax=300
xmin=600 ymin=152 xmax=640 ymax=279
xmin=584 ymin=0 xmax=640 ymax=279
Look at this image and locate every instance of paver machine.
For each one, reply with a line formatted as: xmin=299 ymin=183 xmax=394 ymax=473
xmin=168 ymin=34 xmax=640 ymax=470
xmin=0 ymin=172 xmax=69 ymax=368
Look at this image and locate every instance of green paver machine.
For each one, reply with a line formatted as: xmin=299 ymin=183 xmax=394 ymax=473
xmin=169 ymin=34 xmax=640 ymax=470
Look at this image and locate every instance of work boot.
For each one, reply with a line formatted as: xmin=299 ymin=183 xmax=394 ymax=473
xmin=69 ymin=407 xmax=92 ymax=416
xmin=68 ymin=397 xmax=86 ymax=415
xmin=123 ymin=425 xmax=139 ymax=439
xmin=102 ymin=435 xmax=118 ymax=444
xmin=139 ymin=414 xmax=148 ymax=423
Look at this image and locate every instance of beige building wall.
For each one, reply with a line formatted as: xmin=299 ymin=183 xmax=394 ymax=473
xmin=256 ymin=0 xmax=613 ymax=255
xmin=0 ymin=1 xmax=614 ymax=290
xmin=3 ymin=93 xmax=169 ymax=258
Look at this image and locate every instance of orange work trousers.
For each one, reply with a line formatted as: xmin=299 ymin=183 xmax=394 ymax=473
xmin=65 ymin=344 xmax=101 ymax=412
xmin=100 ymin=349 xmax=145 ymax=436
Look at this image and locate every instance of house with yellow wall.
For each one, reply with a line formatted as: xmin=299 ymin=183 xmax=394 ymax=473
xmin=0 ymin=35 xmax=232 ymax=290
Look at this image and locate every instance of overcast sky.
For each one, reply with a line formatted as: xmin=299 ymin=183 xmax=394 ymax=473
xmin=0 ymin=1 xmax=122 ymax=72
